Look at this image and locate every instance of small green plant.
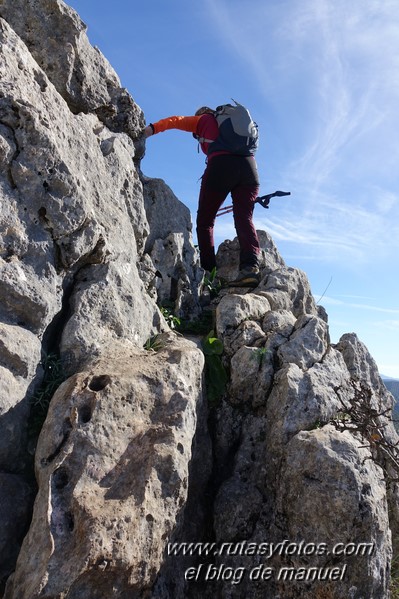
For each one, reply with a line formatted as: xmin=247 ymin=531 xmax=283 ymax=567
xmin=160 ymin=306 xmax=181 ymax=330
xmin=391 ymin=580 xmax=399 ymax=599
xmin=203 ymin=267 xmax=222 ymax=298
xmin=201 ymin=330 xmax=228 ymax=406
xmin=176 ymin=310 xmax=214 ymax=335
xmin=30 ymin=352 xmax=65 ymax=412
xmin=252 ymin=346 xmax=270 ymax=366
xmin=144 ymin=335 xmax=165 ymax=352
xmin=29 ymin=352 xmax=66 ymax=437
xmin=309 ymin=420 xmax=323 ymax=430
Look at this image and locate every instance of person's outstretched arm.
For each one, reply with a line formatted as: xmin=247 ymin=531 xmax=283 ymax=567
xmin=144 ymin=115 xmax=201 ymax=138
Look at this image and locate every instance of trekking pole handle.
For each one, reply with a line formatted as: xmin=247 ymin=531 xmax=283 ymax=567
xmin=256 ymin=190 xmax=291 ymax=209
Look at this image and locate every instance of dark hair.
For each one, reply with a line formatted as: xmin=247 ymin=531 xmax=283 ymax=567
xmin=195 ymin=106 xmax=215 ymax=116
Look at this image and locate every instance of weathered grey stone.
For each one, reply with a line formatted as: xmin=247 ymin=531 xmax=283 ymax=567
xmin=224 ymin=320 xmax=265 ymax=357
xmin=216 ymin=229 xmax=286 ymax=282
xmin=0 ymin=124 xmax=16 ymax=179
xmin=276 ymin=426 xmax=391 ymax=598
xmin=259 ymin=266 xmax=318 ymax=317
xmin=266 ymin=349 xmax=349 ymax=454
xmin=137 ymin=252 xmax=158 ymax=300
xmin=230 ymin=346 xmax=265 ymax=405
xmin=0 ymin=12 xmax=167 ymax=587
xmin=0 ymin=0 xmax=144 ymax=139
xmin=337 ymin=332 xmax=391 ymax=409
xmin=277 ymin=314 xmax=330 ymax=371
xmin=59 ymin=261 xmax=164 ymax=375
xmin=1 ymin=15 xmax=160 ymax=365
xmin=336 ymin=332 xmax=399 ymax=573
xmin=143 ymin=177 xmax=203 ymax=319
xmin=0 ymin=368 xmax=32 ymax=471
xmin=0 ymin=323 xmax=41 ymax=380
xmin=5 ymin=335 xmax=205 ymax=599
xmin=0 ymin=258 xmax=60 ymax=335
xmin=1 ymin=2 xmax=398 ymax=598
xmin=214 ymin=478 xmax=264 ymax=542
xmin=216 ymin=293 xmax=271 ymax=338
xmin=262 ymin=309 xmax=297 ymax=338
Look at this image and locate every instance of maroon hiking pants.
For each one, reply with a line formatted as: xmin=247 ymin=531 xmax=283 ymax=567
xmin=196 ymin=154 xmax=260 ymax=272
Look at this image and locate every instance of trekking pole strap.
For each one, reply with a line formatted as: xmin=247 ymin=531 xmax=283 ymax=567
xmin=215 ymin=190 xmax=290 ymax=217
xmin=256 ymin=190 xmax=291 ymax=209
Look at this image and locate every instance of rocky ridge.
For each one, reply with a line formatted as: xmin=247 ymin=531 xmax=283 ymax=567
xmin=0 ymin=2 xmax=398 ymax=598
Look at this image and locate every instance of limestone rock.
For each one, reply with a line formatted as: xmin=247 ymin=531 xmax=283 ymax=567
xmin=216 ymin=229 xmax=286 ymax=282
xmin=4 ymin=335 xmax=207 ymax=599
xmin=143 ymin=176 xmax=203 ymax=319
xmin=0 ymin=0 xmax=144 ymax=138
xmin=277 ymin=313 xmax=330 ymax=370
xmin=59 ymin=261 xmax=164 ymax=375
xmin=224 ymin=320 xmax=265 ymax=357
xmin=276 ymin=426 xmax=391 ymax=599
xmin=0 ymin=323 xmax=41 ymax=380
xmin=0 ymin=9 xmax=165 ymax=588
xmin=265 ymin=348 xmax=350 ymax=472
xmin=0 ymin=14 xmax=160 ymax=369
xmin=337 ymin=332 xmax=392 ymax=410
xmin=259 ymin=266 xmax=319 ymax=317
xmin=202 ymin=271 xmax=393 ymax=597
xmin=262 ymin=309 xmax=296 ymax=338
xmin=216 ymin=293 xmax=271 ymax=338
xmin=337 ymin=333 xmax=399 ymax=568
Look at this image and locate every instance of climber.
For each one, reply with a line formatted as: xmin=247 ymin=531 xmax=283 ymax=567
xmin=143 ymin=103 xmax=261 ymax=287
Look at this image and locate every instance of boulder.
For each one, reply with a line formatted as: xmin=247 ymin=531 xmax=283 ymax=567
xmin=216 ymin=229 xmax=286 ymax=282
xmin=4 ymin=335 xmax=207 ymax=599
xmin=275 ymin=426 xmax=391 ymax=599
xmin=0 ymin=0 xmax=144 ymax=138
xmin=143 ymin=176 xmax=203 ymax=319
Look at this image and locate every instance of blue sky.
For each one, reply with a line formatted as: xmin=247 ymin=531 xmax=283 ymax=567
xmin=68 ymin=0 xmax=399 ymax=379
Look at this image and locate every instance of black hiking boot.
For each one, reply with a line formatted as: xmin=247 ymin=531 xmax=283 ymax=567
xmin=228 ymin=266 xmax=260 ymax=288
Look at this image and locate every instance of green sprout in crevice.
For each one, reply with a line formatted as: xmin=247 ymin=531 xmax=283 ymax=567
xmin=143 ymin=335 xmax=165 ymax=352
xmin=201 ymin=330 xmax=228 ymax=406
xmin=203 ymin=266 xmax=222 ymax=299
xmin=252 ymin=346 xmax=271 ymax=366
xmin=160 ymin=306 xmax=181 ymax=330
xmin=28 ymin=351 xmax=66 ymax=438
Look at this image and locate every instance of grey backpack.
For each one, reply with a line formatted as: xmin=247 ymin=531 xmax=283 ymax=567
xmin=208 ymin=100 xmax=259 ymax=156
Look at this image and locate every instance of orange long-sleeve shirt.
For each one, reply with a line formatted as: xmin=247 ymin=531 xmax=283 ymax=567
xmin=151 ymin=113 xmax=220 ymax=156
xmin=152 ymin=115 xmax=202 ymax=134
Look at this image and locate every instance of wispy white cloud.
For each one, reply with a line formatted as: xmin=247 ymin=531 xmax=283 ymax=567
xmin=320 ymin=295 xmax=399 ymax=315
xmin=281 ymin=0 xmax=399 ymax=190
xmin=204 ymin=0 xmax=399 ymax=264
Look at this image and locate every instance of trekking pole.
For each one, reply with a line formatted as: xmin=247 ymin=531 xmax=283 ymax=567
xmin=256 ymin=190 xmax=291 ymax=209
xmin=216 ymin=190 xmax=290 ymax=217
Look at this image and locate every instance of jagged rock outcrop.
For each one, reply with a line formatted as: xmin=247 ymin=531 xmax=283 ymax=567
xmin=1 ymin=2 xmax=398 ymax=599
xmin=142 ymin=176 xmax=203 ymax=319
xmin=4 ymin=335 xmax=208 ymax=599
xmin=0 ymin=0 xmax=204 ymax=593
xmin=161 ymin=241 xmax=394 ymax=599
xmin=0 ymin=0 xmax=143 ymax=137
